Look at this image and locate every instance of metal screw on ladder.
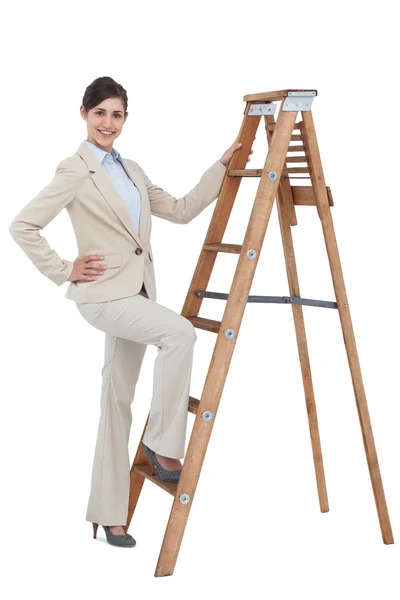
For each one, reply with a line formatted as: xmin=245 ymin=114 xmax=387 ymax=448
xmin=247 ymin=249 xmax=257 ymax=260
xmin=202 ymin=411 xmax=213 ymax=421
xmin=179 ymin=494 xmax=190 ymax=505
xmin=224 ymin=329 xmax=235 ymax=339
xmin=268 ymin=171 xmax=278 ymax=181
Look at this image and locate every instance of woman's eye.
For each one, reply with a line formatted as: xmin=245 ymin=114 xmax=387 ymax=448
xmin=96 ymin=112 xmax=122 ymax=117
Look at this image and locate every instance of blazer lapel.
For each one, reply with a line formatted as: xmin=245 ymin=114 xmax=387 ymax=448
xmin=121 ymin=158 xmax=149 ymax=243
xmin=76 ymin=142 xmax=145 ymax=248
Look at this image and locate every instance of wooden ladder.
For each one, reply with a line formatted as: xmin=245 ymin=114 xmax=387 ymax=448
xmin=125 ymin=89 xmax=394 ymax=576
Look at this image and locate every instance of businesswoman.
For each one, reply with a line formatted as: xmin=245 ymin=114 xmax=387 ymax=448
xmin=9 ymin=76 xmax=251 ymax=548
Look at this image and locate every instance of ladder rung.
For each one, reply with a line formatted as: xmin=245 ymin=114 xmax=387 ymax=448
xmin=266 ymin=122 xmax=301 ymax=132
xmin=287 ymin=145 xmax=305 ymax=152
xmin=186 ymin=316 xmax=222 ymax=333
xmin=229 ymin=166 xmax=311 ymax=177
xmin=286 ymin=156 xmax=309 ymax=163
xmin=188 ymin=396 xmax=200 ymax=414
xmin=228 ymin=169 xmax=263 ymax=177
xmin=284 ymin=167 xmax=310 ymax=174
xmin=290 ymin=135 xmax=303 ymax=142
xmin=203 ymin=243 xmax=242 ymax=254
xmin=133 ymin=464 xmax=178 ymax=496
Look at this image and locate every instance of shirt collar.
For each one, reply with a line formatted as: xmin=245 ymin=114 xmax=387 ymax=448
xmin=83 ymin=139 xmax=122 ymax=166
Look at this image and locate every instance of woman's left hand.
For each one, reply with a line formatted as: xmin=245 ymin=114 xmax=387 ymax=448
xmin=220 ymin=141 xmax=253 ymax=167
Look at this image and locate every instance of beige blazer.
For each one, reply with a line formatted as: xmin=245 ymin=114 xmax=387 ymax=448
xmin=9 ymin=142 xmax=227 ymax=303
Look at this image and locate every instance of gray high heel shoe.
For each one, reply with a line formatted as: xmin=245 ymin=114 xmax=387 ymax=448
xmin=143 ymin=443 xmax=182 ymax=482
xmin=92 ymin=523 xmax=136 ymax=547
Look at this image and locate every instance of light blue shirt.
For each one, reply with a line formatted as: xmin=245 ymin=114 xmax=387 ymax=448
xmin=83 ymin=139 xmax=141 ymax=233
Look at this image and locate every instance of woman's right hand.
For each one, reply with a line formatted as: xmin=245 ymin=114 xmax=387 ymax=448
xmin=68 ymin=255 xmax=107 ymax=282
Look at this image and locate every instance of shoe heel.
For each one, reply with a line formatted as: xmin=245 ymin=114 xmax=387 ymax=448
xmin=92 ymin=522 xmax=99 ymax=539
xmin=143 ymin=443 xmax=156 ymax=475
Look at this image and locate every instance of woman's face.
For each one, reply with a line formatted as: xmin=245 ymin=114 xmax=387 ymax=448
xmin=80 ymin=97 xmax=127 ymax=152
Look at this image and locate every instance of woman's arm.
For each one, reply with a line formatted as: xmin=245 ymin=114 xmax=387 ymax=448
xmin=8 ymin=158 xmax=82 ymax=286
xmin=135 ymin=159 xmax=227 ymax=224
xmin=133 ymin=141 xmax=247 ymax=224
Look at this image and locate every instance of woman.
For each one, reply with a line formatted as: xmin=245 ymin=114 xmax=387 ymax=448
xmin=9 ymin=76 xmax=250 ymax=548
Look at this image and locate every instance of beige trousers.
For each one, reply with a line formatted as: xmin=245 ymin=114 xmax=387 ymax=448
xmin=76 ymin=284 xmax=197 ymax=525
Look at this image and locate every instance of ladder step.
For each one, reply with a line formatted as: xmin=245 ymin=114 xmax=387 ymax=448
xmin=228 ymin=166 xmax=311 ymax=177
xmin=284 ymin=167 xmax=310 ymax=174
xmin=188 ymin=396 xmax=200 ymax=414
xmin=186 ymin=316 xmax=222 ymax=333
xmin=222 ymin=171 xmax=334 ymax=204
xmin=203 ymin=242 xmax=242 ymax=254
xmin=286 ymin=156 xmax=309 ymax=163
xmin=266 ymin=122 xmax=301 ymax=132
xmin=292 ymin=186 xmax=334 ymax=206
xmin=133 ymin=464 xmax=178 ymax=496
xmin=228 ymin=168 xmax=263 ymax=177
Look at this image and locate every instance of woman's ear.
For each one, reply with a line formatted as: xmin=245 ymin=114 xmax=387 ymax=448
xmin=80 ymin=105 xmax=87 ymax=121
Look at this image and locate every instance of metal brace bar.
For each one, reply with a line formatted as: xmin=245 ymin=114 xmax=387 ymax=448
xmin=195 ymin=290 xmax=337 ymax=309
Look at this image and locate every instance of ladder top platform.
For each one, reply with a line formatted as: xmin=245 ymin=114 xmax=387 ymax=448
xmin=243 ymin=89 xmax=318 ymax=102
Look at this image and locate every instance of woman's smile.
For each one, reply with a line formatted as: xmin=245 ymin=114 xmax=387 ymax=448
xmin=98 ymin=129 xmax=115 ymax=137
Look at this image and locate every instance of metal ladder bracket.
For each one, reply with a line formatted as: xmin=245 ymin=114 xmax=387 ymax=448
xmin=283 ymin=91 xmax=316 ymax=112
xmin=248 ymin=102 xmax=277 ymax=116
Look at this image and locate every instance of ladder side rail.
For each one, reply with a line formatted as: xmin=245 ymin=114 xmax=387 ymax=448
xmin=301 ymin=110 xmax=394 ymax=544
xmin=182 ymin=103 xmax=260 ymax=317
xmin=264 ymin=113 xmax=329 ymax=513
xmin=154 ymin=103 xmax=298 ymax=577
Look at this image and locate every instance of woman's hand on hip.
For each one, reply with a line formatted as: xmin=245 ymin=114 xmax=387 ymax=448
xmin=68 ymin=255 xmax=107 ymax=282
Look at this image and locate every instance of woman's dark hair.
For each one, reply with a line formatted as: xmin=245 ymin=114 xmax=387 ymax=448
xmin=82 ymin=76 xmax=128 ymax=115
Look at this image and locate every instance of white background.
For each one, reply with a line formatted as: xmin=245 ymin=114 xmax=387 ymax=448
xmin=1 ymin=0 xmax=399 ymax=597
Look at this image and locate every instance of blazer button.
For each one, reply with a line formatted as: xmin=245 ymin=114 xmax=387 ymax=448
xmin=135 ymin=248 xmax=143 ymax=255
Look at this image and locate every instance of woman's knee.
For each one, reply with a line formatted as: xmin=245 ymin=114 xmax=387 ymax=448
xmin=178 ymin=316 xmax=197 ymax=342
